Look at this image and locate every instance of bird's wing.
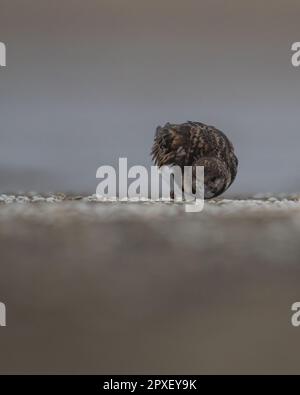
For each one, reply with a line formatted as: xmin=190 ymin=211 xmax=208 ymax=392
xmin=151 ymin=123 xmax=191 ymax=167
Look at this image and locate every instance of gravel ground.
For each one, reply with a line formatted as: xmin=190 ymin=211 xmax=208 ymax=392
xmin=0 ymin=194 xmax=300 ymax=374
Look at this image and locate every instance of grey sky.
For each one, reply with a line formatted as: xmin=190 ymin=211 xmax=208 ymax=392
xmin=0 ymin=0 xmax=299 ymax=194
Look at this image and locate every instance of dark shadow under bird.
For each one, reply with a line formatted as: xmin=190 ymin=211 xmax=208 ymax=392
xmin=151 ymin=121 xmax=238 ymax=199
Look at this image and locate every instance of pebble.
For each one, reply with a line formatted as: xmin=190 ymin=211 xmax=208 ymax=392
xmin=0 ymin=195 xmax=300 ymax=216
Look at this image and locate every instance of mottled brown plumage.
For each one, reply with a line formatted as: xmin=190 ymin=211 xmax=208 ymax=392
xmin=151 ymin=121 xmax=238 ymax=199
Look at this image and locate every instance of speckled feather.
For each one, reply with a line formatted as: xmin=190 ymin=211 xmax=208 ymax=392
xmin=151 ymin=121 xmax=238 ymax=198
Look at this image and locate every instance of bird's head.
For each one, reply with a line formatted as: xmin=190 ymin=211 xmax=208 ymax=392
xmin=193 ymin=157 xmax=231 ymax=199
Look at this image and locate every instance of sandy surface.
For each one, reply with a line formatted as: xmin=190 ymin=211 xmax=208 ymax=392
xmin=0 ymin=195 xmax=300 ymax=374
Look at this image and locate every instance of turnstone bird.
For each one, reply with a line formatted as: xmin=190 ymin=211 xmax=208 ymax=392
xmin=151 ymin=121 xmax=238 ymax=199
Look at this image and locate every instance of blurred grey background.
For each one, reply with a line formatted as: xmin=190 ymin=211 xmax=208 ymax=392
xmin=0 ymin=0 xmax=300 ymax=195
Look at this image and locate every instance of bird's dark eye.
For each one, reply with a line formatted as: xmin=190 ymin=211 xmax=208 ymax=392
xmin=211 ymin=177 xmax=217 ymax=182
